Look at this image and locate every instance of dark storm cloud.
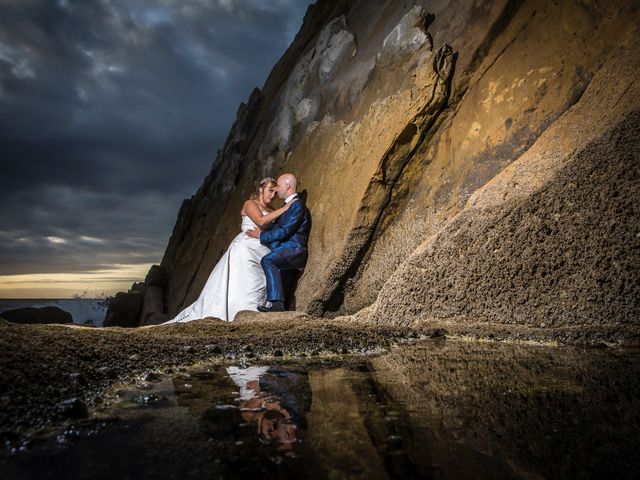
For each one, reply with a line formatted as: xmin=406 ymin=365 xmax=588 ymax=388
xmin=0 ymin=0 xmax=313 ymax=276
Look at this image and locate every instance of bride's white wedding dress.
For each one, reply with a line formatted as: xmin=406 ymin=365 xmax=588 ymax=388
xmin=165 ymin=213 xmax=270 ymax=323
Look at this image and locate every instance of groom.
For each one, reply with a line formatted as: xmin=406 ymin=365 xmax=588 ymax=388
xmin=247 ymin=173 xmax=310 ymax=312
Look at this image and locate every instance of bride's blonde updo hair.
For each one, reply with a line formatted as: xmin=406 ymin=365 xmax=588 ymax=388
xmin=250 ymin=176 xmax=277 ymax=200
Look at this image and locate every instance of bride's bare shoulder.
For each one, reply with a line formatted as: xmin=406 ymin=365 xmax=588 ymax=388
xmin=241 ymin=199 xmax=259 ymax=216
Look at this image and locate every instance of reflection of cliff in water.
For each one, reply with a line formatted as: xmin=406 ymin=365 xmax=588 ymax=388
xmin=366 ymin=341 xmax=640 ymax=479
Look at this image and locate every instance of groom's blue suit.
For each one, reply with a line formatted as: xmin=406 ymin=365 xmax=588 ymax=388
xmin=259 ymin=195 xmax=310 ymax=303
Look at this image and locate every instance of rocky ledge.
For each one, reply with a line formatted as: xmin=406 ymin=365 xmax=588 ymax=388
xmin=0 ymin=315 xmax=415 ymax=449
xmin=2 ymin=312 xmax=638 ymax=454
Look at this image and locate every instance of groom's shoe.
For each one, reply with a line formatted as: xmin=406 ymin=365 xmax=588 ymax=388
xmin=258 ymin=301 xmax=285 ymax=313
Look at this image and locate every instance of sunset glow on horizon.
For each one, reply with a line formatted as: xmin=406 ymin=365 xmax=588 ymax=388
xmin=0 ymin=263 xmax=154 ymax=299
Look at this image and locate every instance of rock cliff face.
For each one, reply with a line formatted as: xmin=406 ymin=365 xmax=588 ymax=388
xmin=140 ymin=0 xmax=638 ymax=339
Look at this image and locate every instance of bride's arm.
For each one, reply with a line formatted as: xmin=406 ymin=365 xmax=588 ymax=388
xmin=242 ymin=199 xmax=296 ymax=228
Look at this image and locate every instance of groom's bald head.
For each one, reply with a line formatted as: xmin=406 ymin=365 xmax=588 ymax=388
xmin=277 ymin=173 xmax=298 ymax=199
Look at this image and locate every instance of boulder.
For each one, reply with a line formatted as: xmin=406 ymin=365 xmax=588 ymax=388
xmin=0 ymin=306 xmax=72 ymax=325
xmin=103 ymin=291 xmax=143 ymax=328
xmin=138 ymin=286 xmax=165 ymax=326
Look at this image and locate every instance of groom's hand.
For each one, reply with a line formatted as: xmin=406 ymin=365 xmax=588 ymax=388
xmin=246 ymin=228 xmax=260 ymax=239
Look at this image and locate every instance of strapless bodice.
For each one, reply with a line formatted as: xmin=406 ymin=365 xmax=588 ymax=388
xmin=240 ymin=214 xmax=264 ymax=232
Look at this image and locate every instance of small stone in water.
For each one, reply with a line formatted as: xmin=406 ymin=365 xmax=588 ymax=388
xmin=56 ymin=427 xmax=80 ymax=446
xmin=9 ymin=440 xmax=30 ymax=455
xmin=135 ymin=394 xmax=160 ymax=406
xmin=56 ymin=398 xmax=88 ymax=419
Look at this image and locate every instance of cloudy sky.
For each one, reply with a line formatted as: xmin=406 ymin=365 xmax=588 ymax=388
xmin=0 ymin=0 xmax=312 ymax=298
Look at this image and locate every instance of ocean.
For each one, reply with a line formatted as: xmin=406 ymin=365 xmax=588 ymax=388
xmin=0 ymin=298 xmax=108 ymax=327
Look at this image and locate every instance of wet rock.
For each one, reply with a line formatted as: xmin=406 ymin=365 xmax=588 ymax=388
xmin=56 ymin=398 xmax=88 ymax=419
xmin=56 ymin=427 xmax=81 ymax=445
xmin=135 ymin=394 xmax=160 ymax=406
xmin=143 ymin=372 xmax=161 ymax=382
xmin=0 ymin=306 xmax=72 ymax=325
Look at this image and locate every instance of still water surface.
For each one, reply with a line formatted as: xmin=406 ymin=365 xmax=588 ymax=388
xmin=4 ymin=340 xmax=640 ymax=479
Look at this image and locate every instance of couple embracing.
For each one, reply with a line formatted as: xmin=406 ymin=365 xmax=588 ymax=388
xmin=166 ymin=173 xmax=310 ymax=324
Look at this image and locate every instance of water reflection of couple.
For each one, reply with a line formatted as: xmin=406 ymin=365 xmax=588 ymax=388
xmin=227 ymin=366 xmax=307 ymax=451
xmin=165 ymin=173 xmax=310 ymax=323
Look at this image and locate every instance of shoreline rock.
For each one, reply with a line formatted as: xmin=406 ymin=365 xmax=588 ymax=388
xmin=0 ymin=306 xmax=72 ymax=325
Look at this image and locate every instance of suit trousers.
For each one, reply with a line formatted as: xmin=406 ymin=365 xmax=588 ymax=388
xmin=261 ymin=247 xmax=306 ymax=303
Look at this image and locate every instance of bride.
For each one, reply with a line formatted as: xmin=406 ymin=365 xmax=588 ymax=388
xmin=164 ymin=177 xmax=295 ymax=323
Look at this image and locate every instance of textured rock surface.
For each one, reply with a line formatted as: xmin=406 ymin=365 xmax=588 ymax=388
xmin=140 ymin=0 xmax=638 ymax=340
xmin=366 ymin=40 xmax=640 ymax=331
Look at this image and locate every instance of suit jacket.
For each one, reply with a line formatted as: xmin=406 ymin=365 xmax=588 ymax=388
xmin=260 ymin=197 xmax=310 ymax=265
